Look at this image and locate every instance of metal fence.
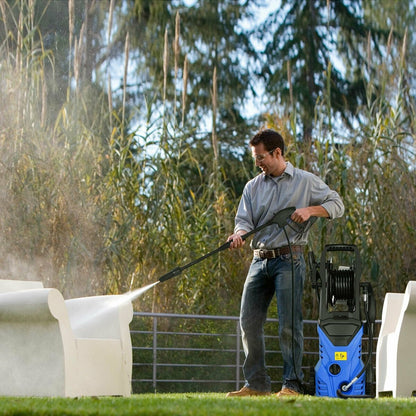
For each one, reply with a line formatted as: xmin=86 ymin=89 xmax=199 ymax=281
xmin=131 ymin=311 xmax=376 ymax=394
xmin=130 ymin=311 xmax=380 ymax=394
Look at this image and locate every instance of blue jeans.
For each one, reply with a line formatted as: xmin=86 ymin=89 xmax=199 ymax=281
xmin=240 ymin=253 xmax=305 ymax=392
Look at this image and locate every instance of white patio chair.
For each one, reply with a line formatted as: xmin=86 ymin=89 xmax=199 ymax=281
xmin=376 ymin=280 xmax=416 ymax=398
xmin=0 ymin=279 xmax=133 ymax=397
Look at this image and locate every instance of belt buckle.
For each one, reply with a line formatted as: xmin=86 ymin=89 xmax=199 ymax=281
xmin=265 ymin=249 xmax=277 ymax=259
xmin=258 ymin=249 xmax=266 ymax=258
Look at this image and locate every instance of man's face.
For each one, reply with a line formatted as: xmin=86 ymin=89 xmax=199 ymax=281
xmin=251 ymin=143 xmax=282 ymax=177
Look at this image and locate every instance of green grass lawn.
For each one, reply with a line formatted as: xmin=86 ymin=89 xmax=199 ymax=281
xmin=1 ymin=393 xmax=416 ymax=416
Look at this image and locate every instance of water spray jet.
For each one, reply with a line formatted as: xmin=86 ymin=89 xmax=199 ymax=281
xmin=68 ymin=281 xmax=160 ymax=335
xmin=123 ymin=281 xmax=160 ymax=303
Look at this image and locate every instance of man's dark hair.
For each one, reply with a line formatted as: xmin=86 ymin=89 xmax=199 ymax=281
xmin=249 ymin=129 xmax=285 ymax=156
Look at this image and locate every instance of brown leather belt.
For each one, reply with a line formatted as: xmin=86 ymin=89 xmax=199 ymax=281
xmin=253 ymin=245 xmax=303 ymax=259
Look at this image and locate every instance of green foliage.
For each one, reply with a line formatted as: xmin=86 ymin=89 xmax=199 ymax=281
xmin=0 ymin=0 xmax=415 ymax=318
xmin=259 ymin=0 xmax=388 ymax=142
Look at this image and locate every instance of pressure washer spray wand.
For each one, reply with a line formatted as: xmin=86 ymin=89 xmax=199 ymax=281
xmin=157 ymin=207 xmax=296 ymax=283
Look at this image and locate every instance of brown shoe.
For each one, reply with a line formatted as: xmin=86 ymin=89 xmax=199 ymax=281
xmin=275 ymin=387 xmax=301 ymax=397
xmin=226 ymin=386 xmax=271 ymax=397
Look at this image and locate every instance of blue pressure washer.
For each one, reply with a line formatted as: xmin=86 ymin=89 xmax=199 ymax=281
xmin=309 ymin=244 xmax=376 ymax=398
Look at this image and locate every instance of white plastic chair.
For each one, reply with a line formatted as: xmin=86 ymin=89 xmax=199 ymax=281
xmin=0 ymin=279 xmax=133 ymax=397
xmin=376 ymin=280 xmax=416 ymax=398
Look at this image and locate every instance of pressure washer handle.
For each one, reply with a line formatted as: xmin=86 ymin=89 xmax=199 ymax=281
xmin=233 ymin=206 xmax=297 ymax=243
xmin=157 ymin=207 xmax=296 ymax=284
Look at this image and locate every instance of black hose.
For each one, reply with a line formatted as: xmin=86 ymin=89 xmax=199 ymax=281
xmin=336 ymin=291 xmax=375 ymax=399
xmin=283 ymin=226 xmax=302 ymax=389
xmin=329 ymin=270 xmax=355 ymax=306
xmin=282 ymin=217 xmax=318 ymax=393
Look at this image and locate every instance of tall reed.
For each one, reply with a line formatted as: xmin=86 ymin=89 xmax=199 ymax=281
xmin=2 ymin=1 xmax=414 ymax=317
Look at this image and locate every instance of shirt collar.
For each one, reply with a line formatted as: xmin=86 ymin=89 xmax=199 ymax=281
xmin=283 ymin=161 xmax=294 ymax=176
xmin=263 ymin=161 xmax=294 ymax=180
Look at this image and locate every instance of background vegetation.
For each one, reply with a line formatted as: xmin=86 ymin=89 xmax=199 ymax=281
xmin=0 ymin=0 xmax=415 ymax=320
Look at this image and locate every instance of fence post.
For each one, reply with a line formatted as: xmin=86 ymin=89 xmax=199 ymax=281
xmin=152 ymin=316 xmax=157 ymax=392
xmin=236 ymin=320 xmax=241 ymax=390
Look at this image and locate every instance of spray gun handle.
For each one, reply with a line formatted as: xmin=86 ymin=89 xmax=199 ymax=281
xmin=234 ymin=207 xmax=296 ymax=244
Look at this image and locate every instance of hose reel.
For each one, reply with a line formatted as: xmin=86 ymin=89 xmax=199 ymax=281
xmin=328 ymin=268 xmax=356 ymax=309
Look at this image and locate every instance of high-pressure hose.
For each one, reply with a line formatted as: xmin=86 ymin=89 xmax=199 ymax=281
xmin=282 ymin=217 xmax=317 ymax=392
xmin=282 ymin=226 xmax=302 ymax=388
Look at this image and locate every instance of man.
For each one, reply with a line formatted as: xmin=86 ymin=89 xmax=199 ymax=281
xmin=226 ymin=128 xmax=344 ymax=397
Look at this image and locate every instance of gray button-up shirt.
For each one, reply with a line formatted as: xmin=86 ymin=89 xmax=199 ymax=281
xmin=234 ymin=162 xmax=344 ymax=249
